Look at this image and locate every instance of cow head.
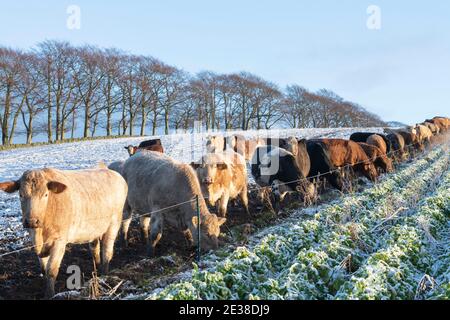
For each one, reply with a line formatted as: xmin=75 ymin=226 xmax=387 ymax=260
xmin=0 ymin=170 xmax=67 ymax=229
xmin=124 ymin=145 xmax=138 ymax=157
xmin=284 ymin=136 xmax=299 ymax=157
xmin=363 ymin=162 xmax=378 ymax=182
xmin=193 ymin=214 xmax=226 ymax=251
xmin=384 ymin=156 xmax=394 ymax=173
xmin=192 ymin=156 xmax=228 ymax=206
xmin=206 ymin=136 xmax=224 ymax=153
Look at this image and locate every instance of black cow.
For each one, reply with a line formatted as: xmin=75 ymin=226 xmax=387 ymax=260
xmin=251 ymin=145 xmax=314 ymax=209
xmin=386 ymin=133 xmax=405 ymax=161
xmin=349 ymin=132 xmax=392 ymax=154
xmin=264 ymin=137 xmax=294 ymax=152
xmin=306 ymin=141 xmax=344 ymax=191
xmin=138 ymin=139 xmax=162 ymax=148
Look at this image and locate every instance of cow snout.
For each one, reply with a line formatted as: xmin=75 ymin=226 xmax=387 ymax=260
xmin=23 ymin=218 xmax=40 ymax=229
xmin=203 ymin=177 xmax=213 ymax=185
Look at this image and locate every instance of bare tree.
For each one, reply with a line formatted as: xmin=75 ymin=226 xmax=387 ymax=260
xmin=71 ymin=45 xmax=104 ymax=138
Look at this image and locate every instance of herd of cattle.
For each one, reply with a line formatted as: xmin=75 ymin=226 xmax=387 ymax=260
xmin=0 ymin=116 xmax=448 ymax=298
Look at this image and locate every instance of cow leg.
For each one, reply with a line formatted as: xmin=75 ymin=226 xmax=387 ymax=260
xmin=121 ymin=217 xmax=132 ymax=247
xmin=140 ymin=216 xmax=151 ymax=249
xmin=39 ymin=256 xmax=49 ymax=276
xmin=218 ymin=193 xmax=230 ymax=217
xmin=121 ymin=202 xmax=132 ymax=247
xmin=178 ymin=215 xmax=194 ymax=249
xmin=44 ymin=241 xmax=66 ymax=299
xmin=239 ymin=185 xmax=251 ymax=218
xmin=148 ymin=213 xmax=163 ymax=257
xmin=89 ymin=239 xmax=101 ymax=268
xmin=100 ymin=219 xmax=121 ymax=275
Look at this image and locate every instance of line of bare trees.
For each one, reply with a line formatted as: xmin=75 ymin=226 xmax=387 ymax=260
xmin=0 ymin=40 xmax=385 ymax=145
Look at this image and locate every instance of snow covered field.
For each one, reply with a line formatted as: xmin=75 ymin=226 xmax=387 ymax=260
xmin=0 ymin=127 xmax=384 ymax=253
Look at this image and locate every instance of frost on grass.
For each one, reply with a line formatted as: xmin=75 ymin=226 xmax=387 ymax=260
xmin=148 ymin=146 xmax=450 ymax=300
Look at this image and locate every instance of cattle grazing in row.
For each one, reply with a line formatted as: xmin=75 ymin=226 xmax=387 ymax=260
xmin=0 ymin=167 xmax=128 ymax=298
xmin=191 ymin=150 xmax=249 ymax=217
xmin=122 ymin=151 xmax=226 ymax=256
xmin=251 ymin=145 xmax=315 ymax=208
xmin=357 ymin=143 xmax=394 ymax=174
xmin=306 ymin=141 xmax=344 ymax=191
xmin=313 ymin=139 xmax=378 ymax=182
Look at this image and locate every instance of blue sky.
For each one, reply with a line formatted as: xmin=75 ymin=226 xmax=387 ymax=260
xmin=1 ymin=0 xmax=449 ymax=124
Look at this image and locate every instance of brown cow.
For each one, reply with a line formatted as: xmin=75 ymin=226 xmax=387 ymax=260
xmin=140 ymin=144 xmax=164 ymax=153
xmin=0 ymin=168 xmax=127 ymax=298
xmin=244 ymin=138 xmax=266 ymax=161
xmin=192 ymin=150 xmax=249 ymax=217
xmin=367 ymin=134 xmax=388 ymax=155
xmin=423 ymin=122 xmax=439 ymax=135
xmin=290 ymin=138 xmax=311 ymax=179
xmin=315 ymin=139 xmax=378 ymax=182
xmin=358 ymin=142 xmax=394 ymax=174
xmin=385 ymin=132 xmax=406 ymax=162
xmin=415 ymin=124 xmax=433 ymax=148
xmin=206 ymin=135 xmax=226 ymax=153
xmin=229 ymin=134 xmax=246 ymax=158
xmin=426 ymin=117 xmax=448 ymax=133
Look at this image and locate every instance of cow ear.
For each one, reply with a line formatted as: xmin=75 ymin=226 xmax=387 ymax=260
xmin=217 ymin=163 xmax=228 ymax=170
xmin=124 ymin=146 xmax=128 ymax=150
xmin=190 ymin=162 xmax=200 ymax=169
xmin=47 ymin=181 xmax=67 ymax=194
xmin=217 ymin=217 xmax=226 ymax=226
xmin=0 ymin=181 xmax=20 ymax=193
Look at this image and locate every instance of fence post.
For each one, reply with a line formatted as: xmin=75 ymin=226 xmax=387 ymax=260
xmin=196 ymin=195 xmax=201 ymax=263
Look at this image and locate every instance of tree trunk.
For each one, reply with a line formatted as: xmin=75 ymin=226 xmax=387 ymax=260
xmin=129 ymin=109 xmax=134 ymax=136
xmin=140 ymin=108 xmax=147 ymax=136
xmin=71 ymin=110 xmax=76 ymax=139
xmin=106 ymin=111 xmax=112 ymax=136
xmin=61 ymin=118 xmax=66 ymax=140
xmin=152 ymin=110 xmax=158 ymax=135
xmin=84 ymin=101 xmax=90 ymax=138
xmin=9 ymin=101 xmax=23 ymax=145
xmin=164 ymin=109 xmax=169 ymax=135
xmin=55 ymin=88 xmax=61 ymax=140
xmin=47 ymin=69 xmax=53 ymax=143
xmin=1 ymin=84 xmax=12 ymax=145
xmin=27 ymin=116 xmax=33 ymax=144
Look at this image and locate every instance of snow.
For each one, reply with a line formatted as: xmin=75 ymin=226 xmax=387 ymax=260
xmin=0 ymin=127 xmax=384 ymax=252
